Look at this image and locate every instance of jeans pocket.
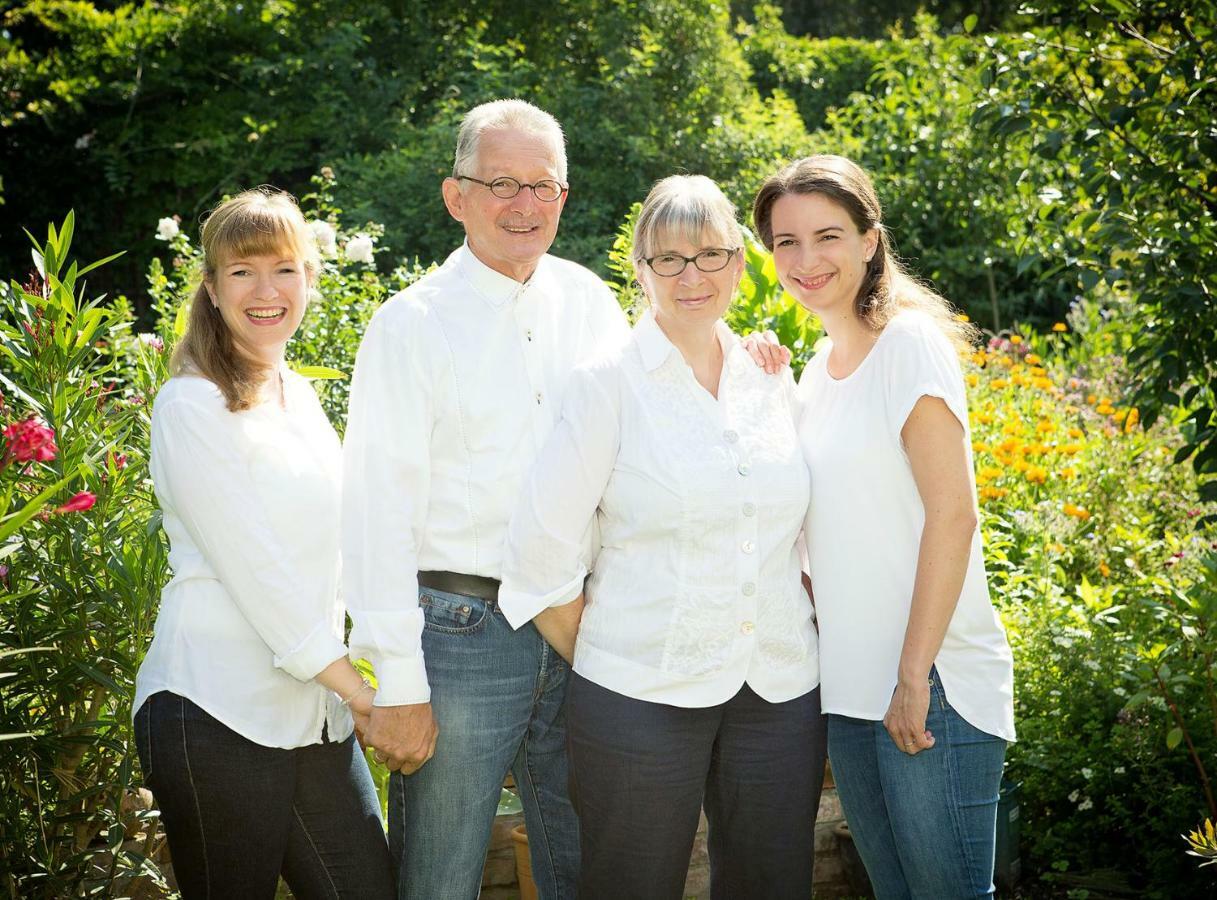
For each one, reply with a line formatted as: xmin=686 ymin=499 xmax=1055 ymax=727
xmin=927 ymin=665 xmax=950 ymax=713
xmin=133 ymin=699 xmax=154 ymax=786
xmin=419 ymin=589 xmax=490 ymax=635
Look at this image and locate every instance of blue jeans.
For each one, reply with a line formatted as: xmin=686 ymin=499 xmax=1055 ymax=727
xmin=389 ymin=588 xmax=577 ymax=900
xmin=827 ymin=669 xmax=1007 ymax=900
xmin=134 ymin=691 xmax=393 ymax=899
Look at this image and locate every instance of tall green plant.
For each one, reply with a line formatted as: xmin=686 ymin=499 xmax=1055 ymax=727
xmin=0 ymin=215 xmax=169 ymax=899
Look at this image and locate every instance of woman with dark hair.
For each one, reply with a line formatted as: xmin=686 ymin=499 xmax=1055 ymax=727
xmin=754 ymin=155 xmax=1015 ymax=899
xmin=132 ymin=188 xmax=394 ymax=899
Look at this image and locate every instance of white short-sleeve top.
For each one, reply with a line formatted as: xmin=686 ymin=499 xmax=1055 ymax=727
xmin=500 ymin=311 xmax=818 ymax=707
xmin=134 ymin=371 xmax=351 ymax=749
xmin=797 ymin=310 xmax=1015 ymax=742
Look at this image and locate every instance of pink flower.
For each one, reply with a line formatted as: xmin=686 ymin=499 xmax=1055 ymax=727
xmin=57 ymin=491 xmax=97 ymax=514
xmin=3 ymin=417 xmax=58 ymax=464
xmin=110 ymin=453 xmax=128 ymax=470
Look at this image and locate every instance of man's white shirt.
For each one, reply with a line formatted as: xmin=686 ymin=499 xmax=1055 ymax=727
xmin=342 ymin=242 xmax=630 ymax=706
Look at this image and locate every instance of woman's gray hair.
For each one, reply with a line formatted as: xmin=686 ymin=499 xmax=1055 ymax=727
xmin=632 ymin=175 xmax=744 ymax=263
xmin=452 ymin=99 xmax=568 ymax=182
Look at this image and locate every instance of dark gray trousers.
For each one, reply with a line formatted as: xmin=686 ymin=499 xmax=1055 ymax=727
xmin=566 ymin=673 xmax=827 ymax=900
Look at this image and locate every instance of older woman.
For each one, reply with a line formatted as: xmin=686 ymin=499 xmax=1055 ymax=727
xmin=132 ymin=188 xmax=393 ymax=898
xmin=499 ymin=175 xmax=825 ymax=899
xmin=753 ymin=155 xmax=1016 ymax=899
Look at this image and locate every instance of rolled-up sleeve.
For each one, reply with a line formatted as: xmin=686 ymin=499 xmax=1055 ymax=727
xmin=342 ymin=304 xmax=434 ymax=706
xmin=500 ymin=364 xmax=621 ymax=629
xmin=152 ymin=400 xmax=348 ymax=683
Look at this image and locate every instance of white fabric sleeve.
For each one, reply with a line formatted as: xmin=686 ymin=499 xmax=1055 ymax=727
xmin=885 ymin=317 xmax=970 ymax=443
xmin=586 ymin=276 xmax=632 ymax=349
xmin=342 ymin=306 xmax=433 ymax=706
xmin=499 ymin=364 xmax=622 ymax=629
xmin=151 ymin=399 xmax=348 ymax=683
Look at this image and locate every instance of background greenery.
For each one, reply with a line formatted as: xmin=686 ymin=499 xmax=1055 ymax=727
xmin=2 ymin=0 xmax=1215 ymax=897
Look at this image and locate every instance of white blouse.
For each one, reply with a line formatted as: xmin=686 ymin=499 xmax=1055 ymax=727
xmin=797 ymin=310 xmax=1016 ymax=742
xmin=342 ymin=243 xmax=630 ymax=706
xmin=500 ymin=311 xmax=819 ymax=708
xmin=134 ymin=371 xmax=352 ymax=749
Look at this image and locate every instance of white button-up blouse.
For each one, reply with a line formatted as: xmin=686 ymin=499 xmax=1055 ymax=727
xmin=134 ymin=371 xmax=352 ymax=749
xmin=500 ymin=312 xmax=819 ymax=707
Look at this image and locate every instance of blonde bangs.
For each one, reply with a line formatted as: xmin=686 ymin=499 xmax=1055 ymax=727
xmin=201 ymin=189 xmax=318 ymax=276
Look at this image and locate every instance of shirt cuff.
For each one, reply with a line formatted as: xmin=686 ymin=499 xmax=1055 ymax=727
xmin=371 ymin=655 xmax=432 ymax=706
xmin=272 ymin=623 xmax=349 ymax=683
xmin=499 ymin=569 xmax=586 ymax=630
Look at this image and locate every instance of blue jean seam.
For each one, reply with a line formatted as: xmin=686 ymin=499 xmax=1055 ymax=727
xmin=292 ymin=803 xmax=341 ymax=900
xmin=522 ymin=641 xmax=561 ymax=898
xmin=179 ymin=696 xmax=211 ymax=899
xmin=935 ymin=681 xmax=982 ymax=894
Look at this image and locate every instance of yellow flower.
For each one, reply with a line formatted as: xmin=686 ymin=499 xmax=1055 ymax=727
xmin=1087 ymin=394 xmax=1097 ymax=405
xmin=972 ymin=440 xmax=990 ymax=453
xmin=1061 ymin=443 xmax=1083 ymax=455
xmin=1099 ymin=562 xmax=1111 ymax=577
xmin=997 ymin=356 xmax=1014 ymax=368
xmin=1096 ymin=404 xmax=1115 ymax=416
xmin=979 ymin=486 xmax=1009 ymax=501
xmin=1025 ymin=354 xmax=1042 ymax=366
xmin=1113 ymin=409 xmax=1128 ymax=423
xmin=1030 ymin=366 xmax=1047 ymax=377
xmin=1010 ymin=335 xmax=1023 ymax=345
xmin=1061 ymin=467 xmax=1077 ymax=479
xmin=1052 ymin=322 xmax=1068 ymax=332
xmin=956 ymin=313 xmax=970 ymax=322
xmin=976 ymin=411 xmax=995 ymax=425
xmin=966 ymin=373 xmax=980 ymax=387
xmin=1063 ymin=503 xmax=1091 ymax=520
xmin=1035 ymin=420 xmax=1056 ymax=434
xmin=1125 ymin=408 xmax=1140 ymax=430
xmin=1025 ymin=466 xmax=1048 ymax=484
xmin=992 ymin=378 xmax=1009 ymax=389
xmin=979 ymin=466 xmax=1003 ymax=481
xmin=1033 ymin=377 xmax=1054 ymax=391
xmin=1068 ymin=427 xmax=1084 ymax=438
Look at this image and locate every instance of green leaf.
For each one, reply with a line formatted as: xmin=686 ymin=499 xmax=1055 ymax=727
xmin=291 ymin=364 xmax=347 ymax=380
xmin=1166 ymin=727 xmax=1183 ymax=750
xmin=963 ymin=13 xmax=978 ymax=33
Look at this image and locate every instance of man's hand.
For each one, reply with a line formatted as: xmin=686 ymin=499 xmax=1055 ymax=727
xmin=742 ymin=329 xmax=792 ymax=375
xmin=365 ymin=703 xmax=439 ymax=774
xmin=534 ymin=595 xmax=585 ymax=664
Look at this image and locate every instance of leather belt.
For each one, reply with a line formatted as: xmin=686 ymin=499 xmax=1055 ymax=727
xmin=418 ymin=570 xmax=500 ymax=603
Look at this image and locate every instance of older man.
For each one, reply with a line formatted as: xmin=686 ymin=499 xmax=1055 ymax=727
xmin=342 ymin=100 xmax=628 ymax=900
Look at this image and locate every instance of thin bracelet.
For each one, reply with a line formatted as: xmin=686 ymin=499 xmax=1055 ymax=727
xmin=341 ymin=678 xmax=373 ymax=707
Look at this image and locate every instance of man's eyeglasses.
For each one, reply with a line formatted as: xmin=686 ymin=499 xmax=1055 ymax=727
xmin=456 ymin=175 xmax=567 ymax=203
xmin=643 ymin=247 xmax=740 ymax=277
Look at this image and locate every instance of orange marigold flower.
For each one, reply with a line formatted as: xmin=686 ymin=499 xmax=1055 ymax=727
xmin=1025 ymin=354 xmax=1042 ymax=366
xmin=1068 ymin=427 xmax=1084 ymax=438
xmin=1025 ymin=466 xmax=1048 ymax=484
xmin=1087 ymin=394 xmax=1097 ymax=404
xmin=979 ymin=486 xmax=1009 ymax=501
xmin=1113 ymin=409 xmax=1128 ymax=423
xmin=1035 ymin=420 xmax=1056 ymax=434
xmin=1063 ymin=503 xmax=1091 ymax=520
xmin=1099 ymin=562 xmax=1111 ymax=577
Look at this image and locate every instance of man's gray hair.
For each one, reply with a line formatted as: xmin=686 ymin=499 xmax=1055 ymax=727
xmin=452 ymin=99 xmax=568 ymax=183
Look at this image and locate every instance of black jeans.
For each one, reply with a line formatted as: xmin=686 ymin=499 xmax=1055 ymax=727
xmin=566 ymin=674 xmax=827 ymax=900
xmin=134 ymin=691 xmax=394 ymax=900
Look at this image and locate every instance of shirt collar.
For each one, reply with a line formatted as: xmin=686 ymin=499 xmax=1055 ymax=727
xmin=455 ymin=241 xmax=547 ymax=308
xmin=635 ymin=309 xmax=738 ymax=373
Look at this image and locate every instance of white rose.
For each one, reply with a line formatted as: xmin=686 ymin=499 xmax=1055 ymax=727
xmin=310 ymin=221 xmax=338 ymax=258
xmin=155 ymin=217 xmax=180 ymax=241
xmin=345 ymin=234 xmax=375 ymax=264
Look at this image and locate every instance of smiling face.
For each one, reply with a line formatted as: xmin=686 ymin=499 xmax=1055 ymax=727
xmin=206 ymin=253 xmax=309 ymax=365
xmin=441 ymin=127 xmax=567 ymax=282
xmin=769 ymin=191 xmax=878 ymax=322
xmin=636 ymin=231 xmax=744 ymax=335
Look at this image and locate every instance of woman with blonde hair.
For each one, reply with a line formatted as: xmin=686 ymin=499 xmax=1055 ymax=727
xmin=500 ymin=174 xmax=825 ymax=899
xmin=754 ymin=155 xmax=1015 ymax=898
xmin=133 ymin=187 xmax=393 ymax=898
